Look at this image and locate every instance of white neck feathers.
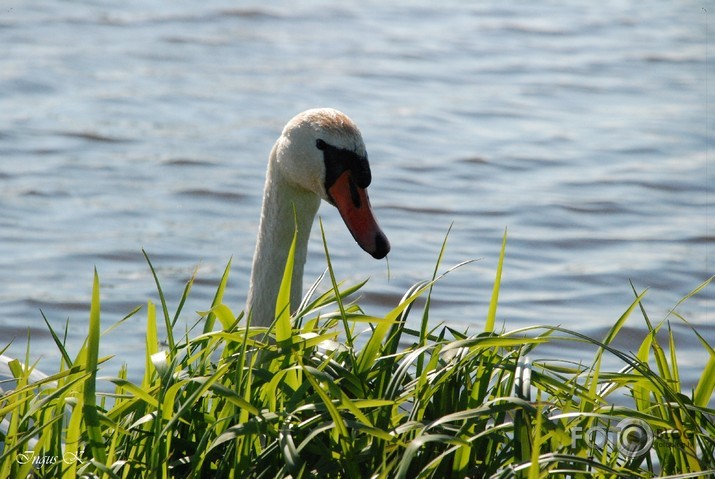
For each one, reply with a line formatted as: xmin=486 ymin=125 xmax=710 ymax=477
xmin=246 ymin=145 xmax=321 ymax=327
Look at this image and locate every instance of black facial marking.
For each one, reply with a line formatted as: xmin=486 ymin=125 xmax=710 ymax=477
xmin=349 ymin=175 xmax=361 ymax=208
xmin=316 ymin=139 xmax=371 ymax=191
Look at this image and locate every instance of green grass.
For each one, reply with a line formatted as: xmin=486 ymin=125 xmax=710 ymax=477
xmin=0 ymin=230 xmax=713 ymax=479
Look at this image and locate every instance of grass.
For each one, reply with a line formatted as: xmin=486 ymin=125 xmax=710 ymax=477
xmin=0 ymin=229 xmax=713 ymax=479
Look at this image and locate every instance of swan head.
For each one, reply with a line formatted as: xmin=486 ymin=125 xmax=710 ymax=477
xmin=273 ymin=108 xmax=390 ymax=259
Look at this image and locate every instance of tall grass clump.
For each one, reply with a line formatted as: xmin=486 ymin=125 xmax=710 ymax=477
xmin=0 ymin=230 xmax=713 ymax=479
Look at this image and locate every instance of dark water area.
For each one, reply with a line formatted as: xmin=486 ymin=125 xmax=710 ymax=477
xmin=0 ymin=1 xmax=712 ymax=394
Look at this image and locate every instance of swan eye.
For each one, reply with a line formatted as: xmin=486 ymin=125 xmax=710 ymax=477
xmin=316 ymin=139 xmax=371 ymax=190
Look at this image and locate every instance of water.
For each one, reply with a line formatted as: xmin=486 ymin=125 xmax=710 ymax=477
xmin=1 ymin=1 xmax=712 ymax=392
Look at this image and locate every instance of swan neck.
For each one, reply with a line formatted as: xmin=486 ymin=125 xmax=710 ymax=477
xmin=247 ymin=150 xmax=320 ymax=327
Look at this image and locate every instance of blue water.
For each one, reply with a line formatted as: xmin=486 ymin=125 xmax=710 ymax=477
xmin=0 ymin=1 xmax=712 ymax=390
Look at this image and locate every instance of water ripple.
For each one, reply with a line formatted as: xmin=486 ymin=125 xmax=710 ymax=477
xmin=0 ymin=0 xmax=709 ymax=388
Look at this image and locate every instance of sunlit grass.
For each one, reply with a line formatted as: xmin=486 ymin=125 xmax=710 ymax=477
xmin=0 ymin=230 xmax=713 ymax=478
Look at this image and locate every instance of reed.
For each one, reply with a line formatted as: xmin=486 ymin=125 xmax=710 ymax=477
xmin=0 ymin=230 xmax=712 ymax=478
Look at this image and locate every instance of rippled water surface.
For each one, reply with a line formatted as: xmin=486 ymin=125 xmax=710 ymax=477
xmin=1 ymin=1 xmax=712 ymax=387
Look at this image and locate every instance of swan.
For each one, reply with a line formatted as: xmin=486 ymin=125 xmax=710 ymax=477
xmin=0 ymin=109 xmax=389 ymax=453
xmin=246 ymin=108 xmax=390 ymax=327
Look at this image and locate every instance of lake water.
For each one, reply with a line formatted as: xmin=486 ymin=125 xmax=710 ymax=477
xmin=1 ymin=1 xmax=712 ymax=392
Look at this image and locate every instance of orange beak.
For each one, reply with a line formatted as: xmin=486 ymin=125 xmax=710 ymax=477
xmin=327 ymin=171 xmax=390 ymax=259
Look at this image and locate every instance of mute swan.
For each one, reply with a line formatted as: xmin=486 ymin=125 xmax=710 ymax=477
xmin=0 ymin=110 xmax=389 ymax=450
xmin=246 ymin=108 xmax=390 ymax=327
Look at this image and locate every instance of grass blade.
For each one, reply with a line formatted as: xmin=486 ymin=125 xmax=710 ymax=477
xmin=485 ymin=228 xmax=507 ymax=333
xmin=203 ymin=258 xmax=232 ymax=334
xmin=693 ymin=353 xmax=715 ymax=408
xmin=83 ymin=268 xmax=106 ymax=463
xmin=143 ymin=249 xmax=175 ymax=352
xmin=276 ymin=225 xmax=298 ymax=345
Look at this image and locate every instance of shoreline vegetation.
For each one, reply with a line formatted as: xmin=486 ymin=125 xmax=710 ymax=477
xmin=0 ymin=230 xmax=713 ymax=478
